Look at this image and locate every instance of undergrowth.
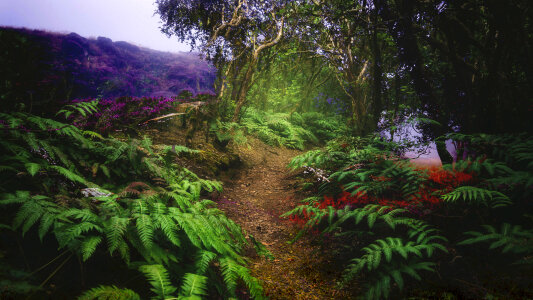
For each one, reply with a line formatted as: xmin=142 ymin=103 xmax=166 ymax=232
xmin=236 ymin=108 xmax=346 ymax=150
xmin=284 ymin=133 xmax=533 ymax=299
xmin=0 ymin=104 xmax=265 ymax=299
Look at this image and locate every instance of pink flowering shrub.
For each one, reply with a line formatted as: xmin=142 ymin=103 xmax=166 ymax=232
xmin=71 ymin=96 xmax=184 ymax=132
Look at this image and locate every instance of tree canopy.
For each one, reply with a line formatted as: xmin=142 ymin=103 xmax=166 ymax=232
xmin=157 ymin=0 xmax=532 ymax=162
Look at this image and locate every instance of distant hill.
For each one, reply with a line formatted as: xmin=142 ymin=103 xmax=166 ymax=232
xmin=0 ymin=27 xmax=215 ymax=112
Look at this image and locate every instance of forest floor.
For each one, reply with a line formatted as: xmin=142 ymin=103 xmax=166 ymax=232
xmin=217 ymin=138 xmax=354 ymax=299
xmin=146 ymin=123 xmax=355 ymax=298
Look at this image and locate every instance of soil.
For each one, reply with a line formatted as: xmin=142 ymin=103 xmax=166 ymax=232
xmin=217 ymin=138 xmax=354 ymax=299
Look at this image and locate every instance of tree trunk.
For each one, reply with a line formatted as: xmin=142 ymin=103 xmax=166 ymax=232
xmin=371 ymin=19 xmax=383 ymax=126
xmin=436 ymin=139 xmax=453 ymax=165
xmin=232 ymin=57 xmax=256 ymax=122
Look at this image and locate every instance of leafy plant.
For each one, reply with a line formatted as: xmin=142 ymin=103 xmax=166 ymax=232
xmin=0 ymin=109 xmax=264 ymax=299
xmin=285 ymin=132 xmax=533 ymax=298
xmin=79 ymin=285 xmax=140 ymax=300
xmin=458 ymin=224 xmax=533 ymax=259
xmin=241 ymin=108 xmax=325 ymax=149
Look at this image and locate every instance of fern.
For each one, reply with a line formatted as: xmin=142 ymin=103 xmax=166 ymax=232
xmin=249 ymin=234 xmax=275 ymax=260
xmin=442 ymin=186 xmax=512 ymax=208
xmin=357 ymin=260 xmax=437 ymax=300
xmin=105 ymin=216 xmax=129 ymax=256
xmin=459 ymin=223 xmax=533 ymax=257
xmin=220 ymin=258 xmax=265 ymax=299
xmin=179 ymin=273 xmax=208 ymax=298
xmin=2 ymin=192 xmax=59 ymax=238
xmin=341 ymin=226 xmax=447 ymax=300
xmin=78 ymin=285 xmax=140 ymax=300
xmin=57 ymin=100 xmax=99 ymax=119
xmin=194 ymin=250 xmax=217 ymax=275
xmin=81 ymin=236 xmax=103 ymax=261
xmin=134 ymin=200 xmax=155 ymax=249
xmin=1 ymin=109 xmax=265 ymax=299
xmin=139 ymin=264 xmax=178 ymax=300
xmin=241 ymin=108 xmax=323 ymax=149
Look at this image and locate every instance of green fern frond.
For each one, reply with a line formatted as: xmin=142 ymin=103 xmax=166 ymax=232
xmin=219 ymin=258 xmax=264 ymax=299
xmin=179 ymin=273 xmax=208 ymax=298
xmin=105 ymin=216 xmax=129 ymax=255
xmin=152 ymin=211 xmax=181 ymax=247
xmin=139 ymin=264 xmax=177 ymax=300
xmin=81 ymin=236 xmax=103 ymax=261
xmin=133 ymin=200 xmax=155 ymax=249
xmin=359 ymin=260 xmax=436 ymax=300
xmin=24 ymin=162 xmax=41 ymax=176
xmin=57 ymin=100 xmax=99 ymax=119
xmin=459 ymin=223 xmax=533 ymax=255
xmin=219 ymin=258 xmax=239 ymax=296
xmin=48 ymin=165 xmax=87 ymax=185
xmin=249 ymin=234 xmax=275 ymax=260
xmin=82 ymin=130 xmax=104 ymax=140
xmin=78 ymin=285 xmax=140 ymax=300
xmin=194 ymin=250 xmax=217 ymax=275
xmin=442 ymin=186 xmax=512 ymax=208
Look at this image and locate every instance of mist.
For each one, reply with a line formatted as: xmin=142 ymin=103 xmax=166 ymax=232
xmin=0 ymin=0 xmax=190 ymax=53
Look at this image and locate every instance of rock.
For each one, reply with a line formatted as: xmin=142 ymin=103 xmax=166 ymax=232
xmin=81 ymin=188 xmax=111 ymax=197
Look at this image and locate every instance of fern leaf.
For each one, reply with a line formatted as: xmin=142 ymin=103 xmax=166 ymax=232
xmin=105 ymin=216 xmax=129 ymax=255
xmin=48 ymin=165 xmax=87 ymax=185
xmin=135 ymin=200 xmax=154 ymax=249
xmin=24 ymin=162 xmax=41 ymax=176
xmin=194 ymin=250 xmax=217 ymax=275
xmin=179 ymin=273 xmax=208 ymax=298
xmin=81 ymin=236 xmax=103 ymax=261
xmin=78 ymin=285 xmax=140 ymax=300
xmin=38 ymin=212 xmax=56 ymax=241
xmin=139 ymin=264 xmax=177 ymax=300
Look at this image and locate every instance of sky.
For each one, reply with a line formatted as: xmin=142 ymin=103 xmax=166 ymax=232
xmin=0 ymin=0 xmax=191 ymax=53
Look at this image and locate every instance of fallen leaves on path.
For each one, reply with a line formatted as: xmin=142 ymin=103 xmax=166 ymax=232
xmin=217 ymin=138 xmax=354 ymax=299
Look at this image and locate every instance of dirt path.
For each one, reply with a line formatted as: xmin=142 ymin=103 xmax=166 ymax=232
xmin=218 ymin=139 xmax=351 ymax=299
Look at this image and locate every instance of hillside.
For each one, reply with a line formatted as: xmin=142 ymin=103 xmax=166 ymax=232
xmin=0 ymin=27 xmax=215 ymax=112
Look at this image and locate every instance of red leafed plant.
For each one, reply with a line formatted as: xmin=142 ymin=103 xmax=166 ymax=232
xmin=289 ymin=163 xmax=475 ymax=227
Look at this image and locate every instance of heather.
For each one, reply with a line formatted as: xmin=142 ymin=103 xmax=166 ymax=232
xmin=0 ymin=27 xmax=215 ymax=114
xmin=71 ymin=96 xmax=184 ymax=132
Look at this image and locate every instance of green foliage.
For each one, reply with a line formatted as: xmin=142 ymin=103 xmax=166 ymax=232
xmin=288 ymin=136 xmax=372 ymax=171
xmin=0 ymin=111 xmax=265 ymax=299
xmin=220 ymin=258 xmax=265 ymax=299
xmin=356 ymin=260 xmax=437 ymax=300
xmin=447 ymin=133 xmax=533 ymax=192
xmin=209 ymin=120 xmax=248 ymax=148
xmin=442 ymin=133 xmax=533 ymax=265
xmin=179 ymin=273 xmax=208 ymax=298
xmin=459 ymin=224 xmax=533 ymax=259
xmin=57 ymin=100 xmax=99 ymax=120
xmin=78 ymin=285 xmax=140 ymax=300
xmin=300 ymin=112 xmax=347 ymax=141
xmin=139 ymin=264 xmax=178 ymax=299
xmin=284 ymin=203 xmax=447 ymax=299
xmin=287 ymin=132 xmax=533 ymax=297
xmin=441 ymin=186 xmax=512 ymax=208
xmin=240 ymin=108 xmax=344 ymax=149
xmin=0 ymin=260 xmax=41 ymax=297
xmin=249 ymin=234 xmax=275 ymax=260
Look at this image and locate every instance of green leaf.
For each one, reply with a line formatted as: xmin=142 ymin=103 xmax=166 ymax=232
xmin=25 ymin=163 xmax=41 ymax=176
xmin=179 ymin=273 xmax=208 ymax=297
xmin=81 ymin=236 xmax=103 ymax=261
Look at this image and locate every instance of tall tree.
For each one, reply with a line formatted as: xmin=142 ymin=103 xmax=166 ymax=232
xmin=373 ymin=0 xmax=533 ymax=162
xmin=156 ymin=0 xmax=288 ymax=121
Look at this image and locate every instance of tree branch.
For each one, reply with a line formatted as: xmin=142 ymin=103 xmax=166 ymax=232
xmin=253 ymin=15 xmax=284 ymax=59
